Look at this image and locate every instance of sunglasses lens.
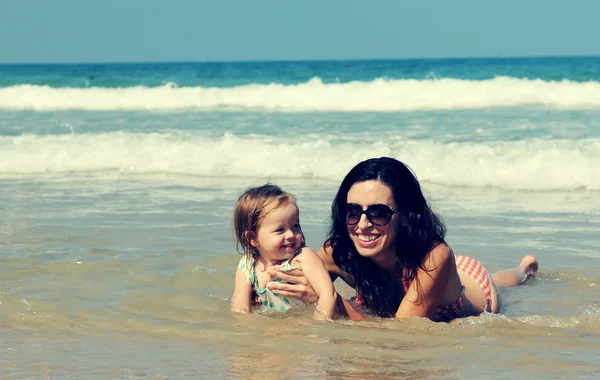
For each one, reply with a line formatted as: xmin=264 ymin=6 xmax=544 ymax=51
xmin=345 ymin=204 xmax=362 ymax=225
xmin=367 ymin=205 xmax=393 ymax=226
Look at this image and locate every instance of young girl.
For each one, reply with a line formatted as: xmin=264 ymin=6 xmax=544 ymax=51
xmin=230 ymin=184 xmax=337 ymax=320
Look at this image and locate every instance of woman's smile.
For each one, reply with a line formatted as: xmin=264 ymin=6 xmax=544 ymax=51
xmin=355 ymin=232 xmax=381 ymax=244
xmin=347 ymin=180 xmax=399 ymax=264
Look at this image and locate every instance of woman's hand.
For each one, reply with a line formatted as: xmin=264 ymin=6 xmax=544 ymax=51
xmin=266 ymin=263 xmax=367 ymax=321
xmin=266 ymin=265 xmax=319 ymax=304
xmin=251 ymin=291 xmax=262 ymax=307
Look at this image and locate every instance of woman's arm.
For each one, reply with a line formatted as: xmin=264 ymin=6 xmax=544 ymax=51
xmin=296 ymin=248 xmax=337 ymax=320
xmin=395 ymin=243 xmax=453 ymax=319
xmin=230 ymin=266 xmax=253 ymax=313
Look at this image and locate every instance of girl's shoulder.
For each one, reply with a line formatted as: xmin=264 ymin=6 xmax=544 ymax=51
xmin=237 ymin=256 xmax=255 ymax=285
xmin=290 ymin=246 xmax=317 ymax=264
xmin=237 ymin=255 xmax=254 ymax=268
xmin=288 ymin=246 xmax=328 ymax=273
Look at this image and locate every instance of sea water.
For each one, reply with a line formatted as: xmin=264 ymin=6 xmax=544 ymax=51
xmin=1 ymin=57 xmax=600 ymax=379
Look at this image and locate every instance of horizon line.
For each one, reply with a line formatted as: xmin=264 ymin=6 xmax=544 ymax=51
xmin=1 ymin=53 xmax=599 ymax=66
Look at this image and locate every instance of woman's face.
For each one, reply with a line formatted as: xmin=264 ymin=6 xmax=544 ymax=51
xmin=346 ymin=180 xmax=400 ymax=268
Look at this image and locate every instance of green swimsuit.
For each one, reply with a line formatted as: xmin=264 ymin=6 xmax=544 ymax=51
xmin=238 ymin=256 xmax=306 ymax=312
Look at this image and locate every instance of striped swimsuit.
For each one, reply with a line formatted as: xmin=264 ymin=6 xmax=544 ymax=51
xmin=354 ymin=255 xmax=493 ymax=322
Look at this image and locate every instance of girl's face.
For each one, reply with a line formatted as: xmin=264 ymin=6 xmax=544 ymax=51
xmin=346 ymin=180 xmax=400 ymax=269
xmin=251 ymin=202 xmax=303 ymax=266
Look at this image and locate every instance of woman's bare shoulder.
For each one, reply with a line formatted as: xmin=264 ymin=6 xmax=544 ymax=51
xmin=316 ymin=244 xmax=338 ymax=271
xmin=423 ymin=241 xmax=454 ymax=270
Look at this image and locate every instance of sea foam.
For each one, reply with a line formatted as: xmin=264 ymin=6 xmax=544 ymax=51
xmin=1 ymin=77 xmax=600 ymax=112
xmin=1 ymin=132 xmax=598 ymax=191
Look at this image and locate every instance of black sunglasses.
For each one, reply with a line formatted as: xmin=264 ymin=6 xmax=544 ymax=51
xmin=345 ymin=203 xmax=399 ymax=226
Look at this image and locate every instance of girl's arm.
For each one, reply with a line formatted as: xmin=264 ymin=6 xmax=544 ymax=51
xmin=297 ymin=247 xmax=337 ymax=320
xmin=395 ymin=243 xmax=453 ymax=319
xmin=317 ymin=243 xmax=341 ymax=282
xmin=267 ymin=244 xmax=366 ymax=320
xmin=264 ymin=243 xmax=342 ymax=302
xmin=316 ymin=245 xmax=367 ymax=320
xmin=230 ymin=266 xmax=253 ymax=313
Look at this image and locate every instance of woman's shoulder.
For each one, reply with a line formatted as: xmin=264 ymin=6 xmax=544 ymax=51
xmin=431 ymin=240 xmax=453 ymax=254
xmin=423 ymin=241 xmax=454 ymax=269
xmin=315 ymin=243 xmax=343 ymax=272
xmin=315 ymin=243 xmax=355 ymax=285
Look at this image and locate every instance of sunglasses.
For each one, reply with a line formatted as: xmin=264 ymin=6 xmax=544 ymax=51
xmin=345 ymin=203 xmax=399 ymax=226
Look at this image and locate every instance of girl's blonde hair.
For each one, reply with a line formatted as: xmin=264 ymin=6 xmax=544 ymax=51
xmin=233 ymin=184 xmax=296 ymax=258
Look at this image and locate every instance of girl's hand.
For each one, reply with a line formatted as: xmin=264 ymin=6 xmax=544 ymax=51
xmin=266 ymin=266 xmax=319 ymax=304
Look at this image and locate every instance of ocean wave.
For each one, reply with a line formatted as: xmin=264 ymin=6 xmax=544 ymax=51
xmin=1 ymin=77 xmax=600 ymax=112
xmin=1 ymin=132 xmax=599 ymax=191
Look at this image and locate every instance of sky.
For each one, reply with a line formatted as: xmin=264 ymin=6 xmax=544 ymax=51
xmin=1 ymin=0 xmax=599 ymax=63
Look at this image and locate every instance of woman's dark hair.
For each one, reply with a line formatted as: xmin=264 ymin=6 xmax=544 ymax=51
xmin=326 ymin=157 xmax=446 ymax=317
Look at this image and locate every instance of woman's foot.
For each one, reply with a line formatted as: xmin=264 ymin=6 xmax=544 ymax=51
xmin=518 ymin=255 xmax=538 ymax=284
xmin=491 ymin=255 xmax=539 ymax=288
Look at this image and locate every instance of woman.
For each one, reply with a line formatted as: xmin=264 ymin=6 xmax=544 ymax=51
xmin=266 ymin=157 xmax=538 ymax=321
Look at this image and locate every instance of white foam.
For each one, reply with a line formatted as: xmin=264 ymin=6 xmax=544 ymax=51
xmin=1 ymin=132 xmax=599 ymax=191
xmin=1 ymin=77 xmax=600 ymax=112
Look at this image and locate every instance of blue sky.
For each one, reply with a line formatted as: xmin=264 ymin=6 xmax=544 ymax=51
xmin=1 ymin=0 xmax=599 ymax=63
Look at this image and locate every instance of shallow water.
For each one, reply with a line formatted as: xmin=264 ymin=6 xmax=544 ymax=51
xmin=1 ymin=176 xmax=599 ymax=379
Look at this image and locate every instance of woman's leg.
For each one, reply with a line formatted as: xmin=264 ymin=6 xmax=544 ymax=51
xmin=491 ymin=255 xmax=538 ymax=289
